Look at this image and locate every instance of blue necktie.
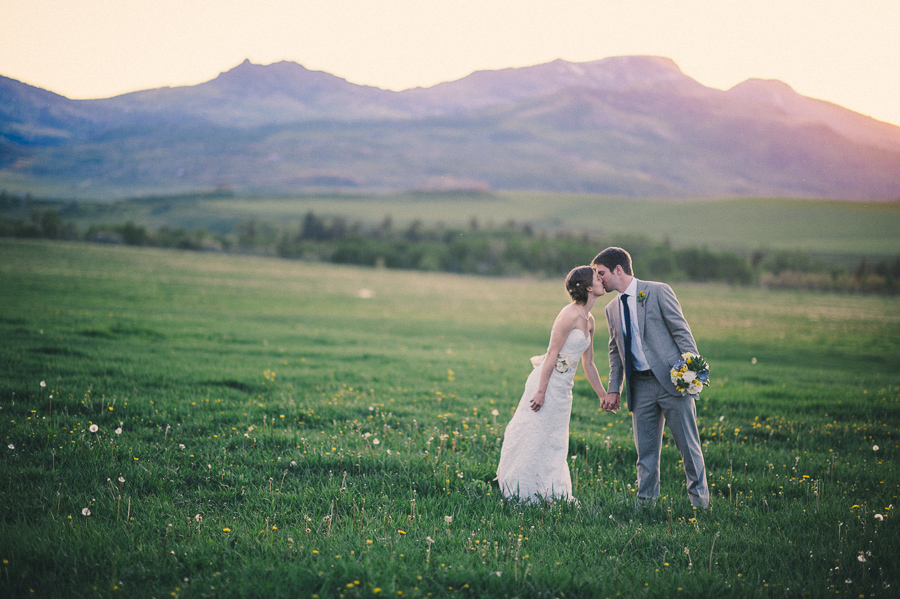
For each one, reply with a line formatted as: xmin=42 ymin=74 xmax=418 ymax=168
xmin=621 ymin=293 xmax=634 ymax=407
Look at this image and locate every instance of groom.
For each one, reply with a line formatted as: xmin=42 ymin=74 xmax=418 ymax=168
xmin=593 ymin=247 xmax=709 ymax=509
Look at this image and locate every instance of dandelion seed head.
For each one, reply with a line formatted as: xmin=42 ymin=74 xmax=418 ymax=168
xmin=115 ymin=428 xmax=122 ymax=435
xmin=445 ymin=516 xmax=452 ymax=524
xmin=875 ymin=514 xmax=884 ymax=521
xmin=7 ymin=444 xmax=13 ymax=450
xmin=89 ymin=424 xmax=98 ymax=433
xmin=118 ymin=476 xmax=124 ymax=483
xmin=373 ymin=438 xmax=380 ymax=445
xmin=40 ymin=381 xmax=46 ymax=388
xmin=82 ymin=508 xmax=91 ymax=516
xmin=873 ymin=445 xmax=879 ymax=451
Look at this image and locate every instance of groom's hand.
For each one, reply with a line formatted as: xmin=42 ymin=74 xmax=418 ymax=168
xmin=602 ymin=392 xmax=620 ymax=413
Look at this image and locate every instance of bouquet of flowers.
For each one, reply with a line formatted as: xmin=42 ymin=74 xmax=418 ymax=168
xmin=670 ymin=352 xmax=710 ymax=395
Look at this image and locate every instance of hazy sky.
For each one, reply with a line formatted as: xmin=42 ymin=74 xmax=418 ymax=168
xmin=3 ymin=0 xmax=899 ymax=126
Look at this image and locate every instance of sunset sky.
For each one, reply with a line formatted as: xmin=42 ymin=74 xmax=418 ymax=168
xmin=3 ymin=0 xmax=899 ymax=127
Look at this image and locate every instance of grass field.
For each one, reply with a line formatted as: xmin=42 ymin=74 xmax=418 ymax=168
xmin=16 ymin=192 xmax=900 ymax=259
xmin=1 ymin=239 xmax=899 ymax=598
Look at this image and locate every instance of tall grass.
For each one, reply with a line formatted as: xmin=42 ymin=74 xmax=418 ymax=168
xmin=1 ymin=239 xmax=898 ymax=598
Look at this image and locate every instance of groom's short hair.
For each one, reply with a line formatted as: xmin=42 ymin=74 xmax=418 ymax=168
xmin=592 ymin=247 xmax=633 ymax=275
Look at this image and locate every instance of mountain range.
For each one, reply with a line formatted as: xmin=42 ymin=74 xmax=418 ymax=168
xmin=2 ymin=56 xmax=900 ymax=200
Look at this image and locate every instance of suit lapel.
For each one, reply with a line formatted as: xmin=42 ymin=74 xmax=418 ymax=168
xmin=637 ymin=281 xmax=648 ymax=343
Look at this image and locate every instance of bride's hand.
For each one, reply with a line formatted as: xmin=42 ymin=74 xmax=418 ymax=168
xmin=529 ymin=391 xmax=545 ymax=412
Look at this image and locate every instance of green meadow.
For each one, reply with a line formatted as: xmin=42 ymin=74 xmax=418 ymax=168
xmin=1 ymin=238 xmax=898 ymax=598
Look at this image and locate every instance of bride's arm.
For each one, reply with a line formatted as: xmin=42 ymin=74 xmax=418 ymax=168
xmin=580 ymin=333 xmax=608 ymax=401
xmin=530 ymin=307 xmax=577 ymax=412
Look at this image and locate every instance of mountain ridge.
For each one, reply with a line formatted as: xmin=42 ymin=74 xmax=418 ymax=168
xmin=2 ymin=56 xmax=899 ymax=200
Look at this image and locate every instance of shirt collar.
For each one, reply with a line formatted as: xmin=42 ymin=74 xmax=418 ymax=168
xmin=622 ymin=277 xmax=639 ymax=298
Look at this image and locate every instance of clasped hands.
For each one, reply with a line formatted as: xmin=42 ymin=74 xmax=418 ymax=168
xmin=601 ymin=392 xmax=620 ymax=414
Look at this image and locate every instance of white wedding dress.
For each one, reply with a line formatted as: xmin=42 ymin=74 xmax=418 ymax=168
xmin=496 ymin=328 xmax=591 ymax=503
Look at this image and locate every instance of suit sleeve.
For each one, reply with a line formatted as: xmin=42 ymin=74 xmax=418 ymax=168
xmin=606 ymin=303 xmax=625 ymax=394
xmin=657 ymin=283 xmax=699 ymax=356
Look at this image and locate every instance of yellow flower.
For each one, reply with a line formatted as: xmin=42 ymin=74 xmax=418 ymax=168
xmin=222 ymin=528 xmax=231 ymax=533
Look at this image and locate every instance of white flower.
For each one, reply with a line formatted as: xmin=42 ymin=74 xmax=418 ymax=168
xmin=491 ymin=409 xmax=499 ymax=416
xmin=426 ymin=536 xmax=435 ymax=544
xmin=7 ymin=444 xmax=13 ymax=450
xmin=681 ymin=370 xmax=697 ymax=383
xmin=857 ymin=554 xmax=866 ymax=562
xmin=82 ymin=508 xmax=91 ymax=516
xmin=179 ymin=444 xmax=185 ymax=450
xmin=875 ymin=514 xmax=884 ymax=521
xmin=444 ymin=515 xmax=452 ymax=525
xmin=115 ymin=428 xmax=122 ymax=435
xmin=751 ymin=357 xmax=757 ymax=364
xmin=873 ymin=445 xmax=879 ymax=451
xmin=40 ymin=381 xmax=46 ymax=388
xmin=555 ymin=353 xmax=573 ymax=373
xmin=195 ymin=514 xmax=202 ymax=522
xmin=373 ymin=438 xmax=380 ymax=445
xmin=89 ymin=424 xmax=99 ymax=433
xmin=118 ymin=476 xmax=125 ymax=483
xmin=290 ymin=460 xmax=297 ymax=467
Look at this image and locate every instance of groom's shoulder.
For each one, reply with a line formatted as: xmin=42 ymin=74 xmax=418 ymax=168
xmin=641 ymin=280 xmax=679 ymax=300
xmin=641 ymin=280 xmax=670 ymax=291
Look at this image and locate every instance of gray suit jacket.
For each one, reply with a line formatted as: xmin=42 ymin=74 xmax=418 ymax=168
xmin=605 ymin=279 xmax=699 ymax=407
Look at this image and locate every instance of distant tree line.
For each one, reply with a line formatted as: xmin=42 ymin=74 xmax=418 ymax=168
xmin=1 ymin=204 xmax=898 ymax=294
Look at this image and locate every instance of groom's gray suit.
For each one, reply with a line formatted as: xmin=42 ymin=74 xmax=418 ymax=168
xmin=605 ymin=279 xmax=709 ymax=508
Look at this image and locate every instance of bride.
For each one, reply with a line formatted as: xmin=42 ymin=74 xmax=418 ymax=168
xmin=496 ymin=265 xmax=608 ymax=503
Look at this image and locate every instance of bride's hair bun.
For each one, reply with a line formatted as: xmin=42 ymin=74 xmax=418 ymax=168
xmin=565 ymin=266 xmax=593 ymax=303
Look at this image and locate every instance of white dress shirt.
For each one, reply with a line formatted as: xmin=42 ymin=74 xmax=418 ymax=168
xmin=621 ymin=278 xmax=651 ymax=371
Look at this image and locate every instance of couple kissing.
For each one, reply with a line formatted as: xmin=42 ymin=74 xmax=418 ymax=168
xmin=496 ymin=246 xmax=710 ymax=509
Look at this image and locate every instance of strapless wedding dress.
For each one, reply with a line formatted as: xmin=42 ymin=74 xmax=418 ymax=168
xmin=496 ymin=328 xmax=591 ymax=503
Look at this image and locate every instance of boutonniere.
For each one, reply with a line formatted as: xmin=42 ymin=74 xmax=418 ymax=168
xmin=637 ymin=290 xmax=647 ymax=305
